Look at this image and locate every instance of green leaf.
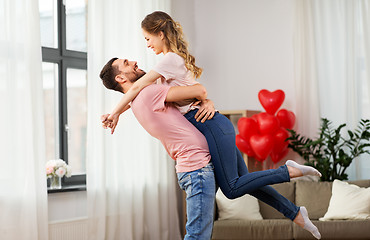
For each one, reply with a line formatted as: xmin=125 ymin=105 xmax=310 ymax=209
xmin=289 ymin=117 xmax=370 ymax=181
xmin=348 ymin=130 xmax=354 ymax=138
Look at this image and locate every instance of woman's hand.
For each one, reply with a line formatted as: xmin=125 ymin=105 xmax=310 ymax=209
xmin=101 ymin=114 xmax=110 ymax=129
xmin=101 ymin=105 xmax=130 ymax=134
xmin=107 ymin=113 xmax=120 ymax=134
xmin=100 ymin=113 xmax=120 ymax=134
xmin=193 ymin=99 xmax=215 ymax=123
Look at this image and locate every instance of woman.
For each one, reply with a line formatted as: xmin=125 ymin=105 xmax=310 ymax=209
xmin=103 ymin=11 xmax=321 ymax=239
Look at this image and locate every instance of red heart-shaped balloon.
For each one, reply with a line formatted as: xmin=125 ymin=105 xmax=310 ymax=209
xmin=270 ymin=148 xmax=289 ymax=164
xmin=251 ymin=114 xmax=259 ymax=123
xmin=276 ymin=109 xmax=296 ymax=129
xmin=249 ymin=134 xmax=274 ymax=161
xmin=255 ymin=112 xmax=279 ymax=135
xmin=236 ymin=134 xmax=255 ymax=157
xmin=258 ymin=89 xmax=285 ymax=115
xmin=237 ymin=117 xmax=259 ymax=140
xmin=273 ymin=127 xmax=290 ymax=153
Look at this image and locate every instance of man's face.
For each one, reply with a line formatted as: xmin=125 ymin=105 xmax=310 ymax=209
xmin=113 ymin=59 xmax=146 ymax=82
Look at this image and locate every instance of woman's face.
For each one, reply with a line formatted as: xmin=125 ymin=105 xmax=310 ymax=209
xmin=142 ymin=29 xmax=168 ymax=55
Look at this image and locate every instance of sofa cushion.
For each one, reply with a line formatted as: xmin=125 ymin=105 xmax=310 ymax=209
xmin=293 ymin=220 xmax=370 ymax=239
xmin=348 ymin=179 xmax=370 ymax=188
xmin=212 ymin=219 xmax=293 ymax=240
xmin=259 ymin=182 xmax=296 ymax=219
xmin=320 ymin=179 xmax=370 ymax=221
xmin=216 ymin=189 xmax=263 ymax=220
xmin=295 ymin=180 xmax=332 ymax=219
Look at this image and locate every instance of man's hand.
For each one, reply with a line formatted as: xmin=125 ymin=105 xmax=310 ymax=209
xmin=192 ymin=99 xmax=215 ymax=123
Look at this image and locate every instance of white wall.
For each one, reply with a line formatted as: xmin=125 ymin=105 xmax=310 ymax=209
xmin=172 ymin=0 xmax=296 ymax=112
xmin=48 ymin=191 xmax=87 ymax=222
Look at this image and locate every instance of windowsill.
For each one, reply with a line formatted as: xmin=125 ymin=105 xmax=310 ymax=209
xmin=47 ymin=184 xmax=86 ymax=194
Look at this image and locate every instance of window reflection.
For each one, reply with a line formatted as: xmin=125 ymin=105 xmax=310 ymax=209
xmin=42 ymin=62 xmax=59 ymax=161
xmin=66 ymin=0 xmax=87 ymax=52
xmin=66 ymin=68 xmax=87 ymax=174
xmin=39 ymin=0 xmax=58 ymax=48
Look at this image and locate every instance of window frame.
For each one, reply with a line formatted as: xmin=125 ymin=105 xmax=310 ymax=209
xmin=42 ymin=0 xmax=87 ymax=191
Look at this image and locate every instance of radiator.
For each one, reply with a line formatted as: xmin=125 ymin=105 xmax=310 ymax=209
xmin=49 ymin=217 xmax=88 ymax=240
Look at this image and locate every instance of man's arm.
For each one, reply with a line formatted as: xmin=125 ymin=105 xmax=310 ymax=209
xmin=166 ymin=84 xmax=215 ymax=122
xmin=165 ymin=84 xmax=207 ymax=102
xmin=193 ymin=99 xmax=215 ymax=123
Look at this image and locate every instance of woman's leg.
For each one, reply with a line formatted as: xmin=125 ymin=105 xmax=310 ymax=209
xmin=250 ymin=186 xmax=299 ymax=220
xmin=233 ymin=145 xmax=300 ymax=220
xmin=185 ymin=110 xmax=290 ymax=198
xmin=236 ymin=148 xmax=249 ymax=176
xmin=251 ymin=186 xmax=321 ymax=239
xmin=185 ymin=110 xmax=321 ymax=239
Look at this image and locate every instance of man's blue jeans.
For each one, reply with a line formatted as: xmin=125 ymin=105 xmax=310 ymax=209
xmin=184 ymin=110 xmax=299 ymax=221
xmin=177 ymin=162 xmax=216 ymax=240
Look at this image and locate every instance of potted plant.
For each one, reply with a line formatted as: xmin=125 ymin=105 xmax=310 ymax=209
xmin=287 ymin=118 xmax=370 ymax=181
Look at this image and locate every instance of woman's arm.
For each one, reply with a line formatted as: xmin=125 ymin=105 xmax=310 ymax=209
xmin=102 ymin=104 xmax=131 ymax=134
xmin=109 ymin=70 xmax=161 ymax=116
xmin=105 ymin=70 xmax=161 ymax=134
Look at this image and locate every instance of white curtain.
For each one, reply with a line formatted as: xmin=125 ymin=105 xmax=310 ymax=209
xmin=87 ymin=1 xmax=182 ymax=239
xmin=294 ymin=0 xmax=370 ymax=179
xmin=293 ymin=0 xmax=321 ymax=138
xmin=0 ymin=0 xmax=49 ymax=239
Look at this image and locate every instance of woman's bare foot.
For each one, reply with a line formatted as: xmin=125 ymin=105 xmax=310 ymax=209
xmin=294 ymin=207 xmax=321 ymax=239
xmin=286 ymin=160 xmax=322 ymax=178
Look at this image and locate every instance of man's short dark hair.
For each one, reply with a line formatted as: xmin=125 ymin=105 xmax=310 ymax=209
xmin=100 ymin=57 xmax=124 ymax=93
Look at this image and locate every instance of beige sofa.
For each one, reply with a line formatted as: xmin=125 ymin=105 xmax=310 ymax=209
xmin=212 ymin=179 xmax=370 ymax=240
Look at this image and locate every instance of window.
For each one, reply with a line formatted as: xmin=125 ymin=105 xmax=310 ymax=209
xmin=39 ymin=0 xmax=87 ymax=189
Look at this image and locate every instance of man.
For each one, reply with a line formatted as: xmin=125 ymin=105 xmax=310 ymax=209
xmin=100 ymin=57 xmax=216 ymax=240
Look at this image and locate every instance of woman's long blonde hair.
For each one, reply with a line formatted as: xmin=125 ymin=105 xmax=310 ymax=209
xmin=141 ymin=11 xmax=202 ymax=79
